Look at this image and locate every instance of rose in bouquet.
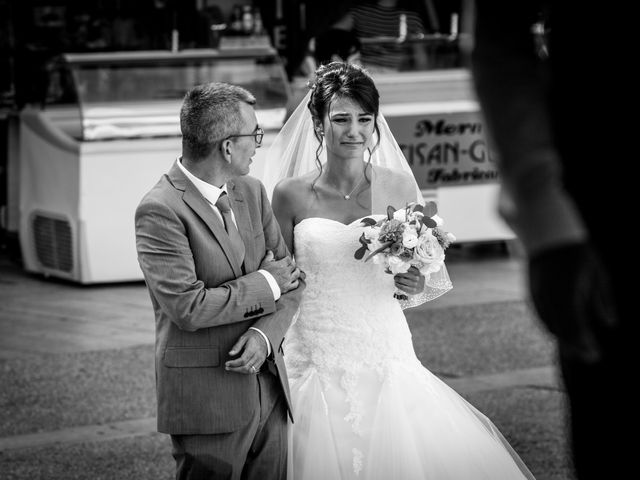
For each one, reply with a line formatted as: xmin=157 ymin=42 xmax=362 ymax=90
xmin=354 ymin=202 xmax=456 ymax=300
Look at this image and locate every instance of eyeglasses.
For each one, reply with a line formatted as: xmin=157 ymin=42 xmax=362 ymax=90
xmin=225 ymin=127 xmax=264 ymax=146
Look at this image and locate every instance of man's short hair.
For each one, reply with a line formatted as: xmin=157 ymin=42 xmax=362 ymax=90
xmin=180 ymin=82 xmax=256 ymax=160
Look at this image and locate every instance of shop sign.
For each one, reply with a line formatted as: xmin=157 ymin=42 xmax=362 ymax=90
xmin=385 ymin=110 xmax=498 ymax=189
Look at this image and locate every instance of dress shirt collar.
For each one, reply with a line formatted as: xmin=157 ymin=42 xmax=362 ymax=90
xmin=176 ymin=157 xmax=226 ymax=205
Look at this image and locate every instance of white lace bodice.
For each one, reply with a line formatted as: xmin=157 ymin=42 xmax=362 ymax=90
xmin=285 ymin=217 xmax=421 ymax=384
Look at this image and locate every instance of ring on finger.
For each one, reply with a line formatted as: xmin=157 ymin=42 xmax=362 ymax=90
xmin=250 ymin=365 xmax=257 ymax=373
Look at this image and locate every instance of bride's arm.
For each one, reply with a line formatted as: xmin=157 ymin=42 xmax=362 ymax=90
xmin=271 ymin=178 xmax=297 ymax=255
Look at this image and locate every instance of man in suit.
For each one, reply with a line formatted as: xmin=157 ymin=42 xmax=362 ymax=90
xmin=471 ymin=1 xmax=633 ymax=478
xmin=135 ymin=82 xmax=305 ymax=479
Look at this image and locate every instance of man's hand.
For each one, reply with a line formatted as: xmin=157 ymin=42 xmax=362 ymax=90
xmin=260 ymin=250 xmax=305 ymax=294
xmin=528 ymin=242 xmax=618 ymax=364
xmin=394 ymin=266 xmax=425 ymax=295
xmin=225 ymin=329 xmax=269 ymax=375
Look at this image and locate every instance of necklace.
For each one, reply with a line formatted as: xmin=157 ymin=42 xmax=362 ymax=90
xmin=326 ymin=174 xmax=365 ymax=200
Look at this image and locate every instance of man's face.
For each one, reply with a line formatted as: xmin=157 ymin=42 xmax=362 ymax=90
xmin=229 ymin=102 xmax=261 ymax=176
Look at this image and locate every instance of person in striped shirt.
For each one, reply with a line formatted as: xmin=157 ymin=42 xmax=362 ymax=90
xmin=333 ymin=0 xmax=430 ymax=72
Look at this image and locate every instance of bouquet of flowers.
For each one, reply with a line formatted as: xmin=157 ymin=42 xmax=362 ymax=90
xmin=354 ymin=202 xmax=456 ymax=300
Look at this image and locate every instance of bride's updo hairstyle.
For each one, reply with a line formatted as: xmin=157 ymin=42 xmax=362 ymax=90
xmin=307 ymin=62 xmax=382 ymax=174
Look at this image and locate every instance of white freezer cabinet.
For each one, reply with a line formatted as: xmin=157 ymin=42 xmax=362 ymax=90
xmin=18 ymin=47 xmax=290 ymax=283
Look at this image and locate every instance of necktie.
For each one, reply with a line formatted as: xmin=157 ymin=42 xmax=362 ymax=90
xmin=215 ymin=192 xmax=245 ymax=265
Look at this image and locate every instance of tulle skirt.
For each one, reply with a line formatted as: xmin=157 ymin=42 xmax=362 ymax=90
xmin=287 ymin=363 xmax=535 ymax=480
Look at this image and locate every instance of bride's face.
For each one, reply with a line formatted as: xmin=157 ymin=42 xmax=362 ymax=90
xmin=322 ymin=96 xmax=375 ymax=160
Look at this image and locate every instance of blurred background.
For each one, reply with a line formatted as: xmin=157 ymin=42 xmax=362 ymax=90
xmin=0 ymin=0 xmax=537 ymax=284
xmin=0 ymin=4 xmax=573 ymax=478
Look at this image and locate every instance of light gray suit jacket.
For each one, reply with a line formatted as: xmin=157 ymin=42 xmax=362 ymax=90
xmin=135 ymin=162 xmax=303 ymax=434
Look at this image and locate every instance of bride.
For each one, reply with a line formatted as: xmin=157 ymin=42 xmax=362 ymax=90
xmin=264 ymin=62 xmax=535 ymax=479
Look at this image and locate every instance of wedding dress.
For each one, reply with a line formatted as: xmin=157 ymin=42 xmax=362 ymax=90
xmin=285 ymin=215 xmax=535 ymax=480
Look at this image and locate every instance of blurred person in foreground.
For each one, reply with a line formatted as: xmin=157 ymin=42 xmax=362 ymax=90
xmin=471 ymin=2 xmax=634 ymax=478
xmin=135 ymin=82 xmax=305 ymax=479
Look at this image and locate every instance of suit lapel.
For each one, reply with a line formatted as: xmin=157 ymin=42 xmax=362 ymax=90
xmin=169 ymin=163 xmax=243 ymax=277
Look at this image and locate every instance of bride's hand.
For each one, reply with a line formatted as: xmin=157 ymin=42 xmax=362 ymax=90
xmin=394 ymin=266 xmax=425 ymax=295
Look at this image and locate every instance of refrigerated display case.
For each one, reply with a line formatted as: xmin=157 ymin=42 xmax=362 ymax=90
xmin=18 ymin=47 xmax=290 ymax=283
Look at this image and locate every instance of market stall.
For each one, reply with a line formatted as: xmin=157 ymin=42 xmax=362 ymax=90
xmin=18 ymin=47 xmax=290 ymax=283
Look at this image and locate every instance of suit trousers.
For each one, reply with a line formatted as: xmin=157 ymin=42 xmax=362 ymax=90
xmin=171 ymin=371 xmax=287 ymax=480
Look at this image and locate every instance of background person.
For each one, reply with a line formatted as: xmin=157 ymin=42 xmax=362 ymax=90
xmin=333 ymin=0 xmax=431 ymax=72
xmin=298 ymin=27 xmax=362 ymax=77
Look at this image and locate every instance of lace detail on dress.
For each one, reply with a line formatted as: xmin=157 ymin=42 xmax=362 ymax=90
xmin=353 ymin=448 xmax=364 ymax=476
xmin=342 ymin=370 xmax=364 ymax=436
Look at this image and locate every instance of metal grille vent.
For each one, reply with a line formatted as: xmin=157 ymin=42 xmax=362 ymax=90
xmin=32 ymin=215 xmax=73 ymax=272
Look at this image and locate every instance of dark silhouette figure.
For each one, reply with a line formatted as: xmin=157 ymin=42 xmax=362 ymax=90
xmin=471 ymin=1 xmax=634 ymax=479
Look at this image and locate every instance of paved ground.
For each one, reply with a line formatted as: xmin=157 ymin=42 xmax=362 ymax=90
xmin=0 ymin=243 xmax=576 ymax=479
